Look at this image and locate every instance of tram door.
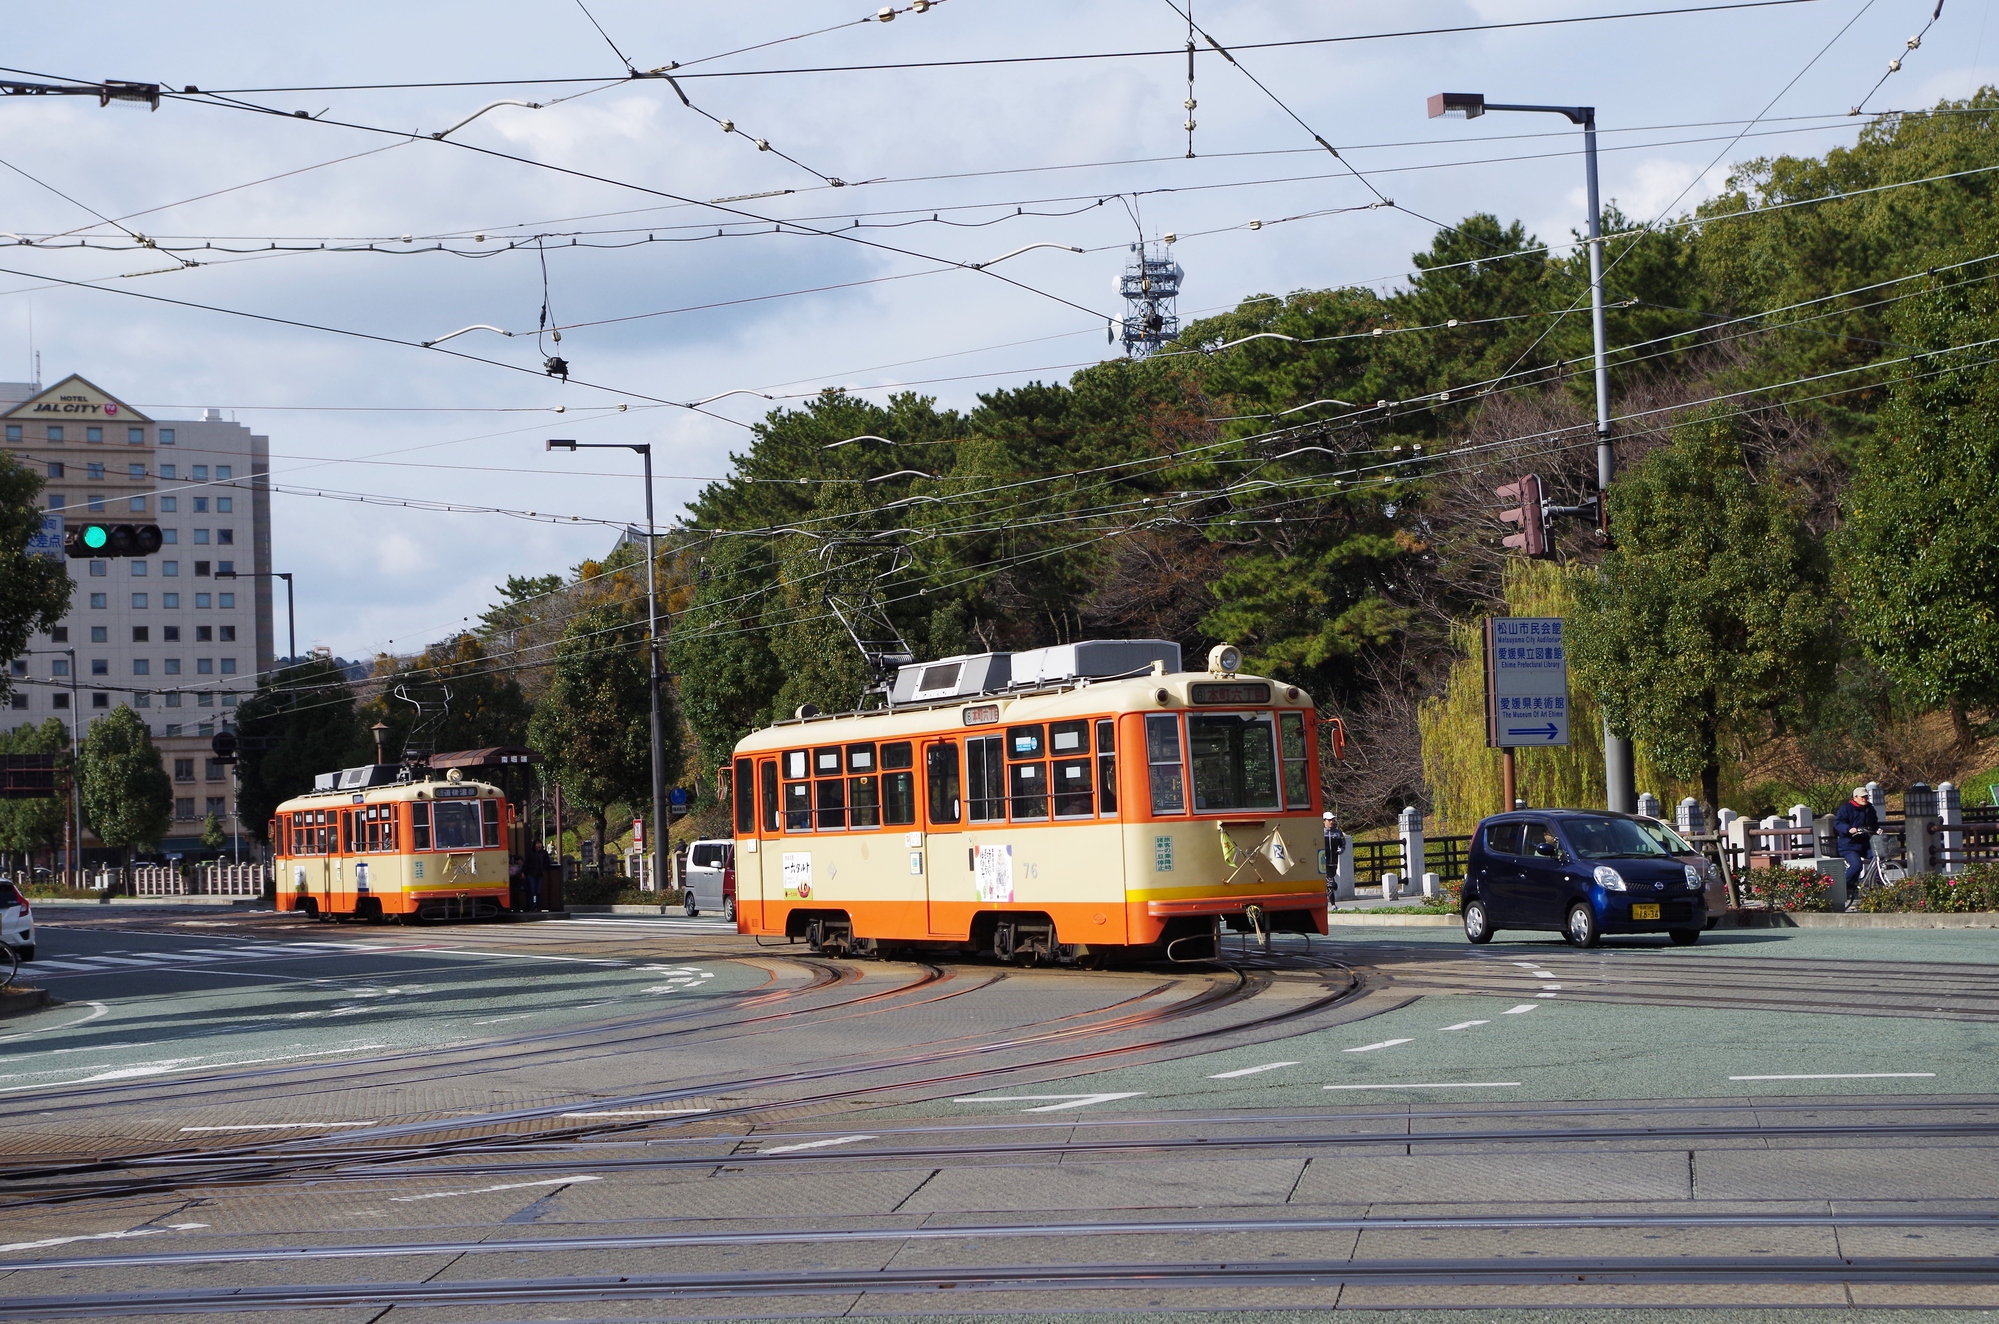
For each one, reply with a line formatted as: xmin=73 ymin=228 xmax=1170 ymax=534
xmin=752 ymin=757 xmax=779 ymax=929
xmin=922 ymin=740 xmax=963 ymax=936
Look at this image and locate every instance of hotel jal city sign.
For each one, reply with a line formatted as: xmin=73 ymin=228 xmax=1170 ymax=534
xmin=3 ymin=374 xmax=151 ymax=423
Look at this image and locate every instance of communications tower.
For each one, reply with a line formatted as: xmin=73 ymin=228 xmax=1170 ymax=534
xmin=1118 ymin=242 xmax=1182 ymax=357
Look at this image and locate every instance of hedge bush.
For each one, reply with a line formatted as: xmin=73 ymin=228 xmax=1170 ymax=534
xmin=1857 ymin=866 xmax=1999 ymax=913
xmin=1737 ymin=867 xmax=1834 ymax=913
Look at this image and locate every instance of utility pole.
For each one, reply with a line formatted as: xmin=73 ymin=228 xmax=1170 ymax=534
xmin=1432 ymin=90 xmax=1634 ymax=813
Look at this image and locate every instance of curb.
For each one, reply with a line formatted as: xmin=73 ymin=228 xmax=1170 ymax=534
xmin=1326 ymin=912 xmax=1458 ymax=927
xmin=567 ymin=904 xmax=686 ymax=916
xmin=26 ymin=897 xmax=267 ymax=909
xmin=1733 ymin=910 xmax=1999 ymax=929
xmin=0 ymin=986 xmax=50 ymax=1018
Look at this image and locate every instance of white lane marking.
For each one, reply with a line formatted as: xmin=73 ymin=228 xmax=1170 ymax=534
xmin=1208 ymin=1061 xmax=1301 ymax=1079
xmin=1530 ymin=970 xmax=1556 ymax=978
xmin=1440 ymin=1021 xmax=1490 ymax=1031
xmin=760 ymin=1134 xmax=877 ymax=1154
xmin=1345 ymin=1039 xmax=1413 ymax=1053
xmin=1512 ymin=962 xmax=1542 ymax=969
xmin=1503 ymin=1004 xmax=1541 ymax=1014
xmin=1539 ymin=984 xmax=1562 ymax=990
xmin=180 ymin=1122 xmax=375 ymax=1132
xmin=390 ymin=1175 xmax=601 ymax=1203
xmin=953 ymin=1093 xmax=1144 ymax=1113
xmin=1729 ymin=1073 xmax=1937 ymax=1081
xmin=560 ymin=1109 xmax=712 ymax=1118
xmin=0 ymin=1224 xmax=206 ymax=1254
xmin=0 ymin=1001 xmax=108 ymax=1044
xmin=1535 ymin=993 xmax=1560 ymax=999
xmin=69 ymin=956 xmax=154 ymax=967
xmin=19 ymin=960 xmax=99 ymax=972
xmin=1325 ymin=1082 xmax=1521 ymax=1091
xmin=0 ymin=1043 xmax=389 ymax=1095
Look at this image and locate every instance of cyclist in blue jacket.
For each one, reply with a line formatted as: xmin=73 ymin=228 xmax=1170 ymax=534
xmin=1832 ymin=788 xmax=1878 ymax=909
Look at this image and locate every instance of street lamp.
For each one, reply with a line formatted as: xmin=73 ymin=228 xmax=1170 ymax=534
xmin=546 ymin=438 xmax=668 ymax=898
xmin=1429 ymin=89 xmax=1635 ymax=814
xmin=214 ymin=569 xmax=295 ymax=667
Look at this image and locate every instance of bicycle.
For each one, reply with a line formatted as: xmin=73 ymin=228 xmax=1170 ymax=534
xmin=1845 ymin=854 xmax=1895 ymax=911
xmin=0 ymin=944 xmax=17 ymax=992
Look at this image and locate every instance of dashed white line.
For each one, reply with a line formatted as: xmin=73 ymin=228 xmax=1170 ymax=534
xmin=180 ymin=1122 xmax=374 ymax=1132
xmin=952 ymin=1093 xmax=1144 ymax=1113
xmin=1324 ymin=1082 xmax=1521 ymax=1091
xmin=1535 ymin=992 xmax=1560 ymax=999
xmin=1439 ymin=1021 xmax=1490 ymax=1031
xmin=560 ymin=1108 xmax=712 ymax=1118
xmin=1729 ymin=1073 xmax=1937 ymax=1081
xmin=0 ymin=1224 xmax=206 ymax=1254
xmin=1208 ymin=1061 xmax=1300 ymax=1079
xmin=391 ymin=1176 xmax=601 ymax=1203
xmin=1503 ymin=1004 xmax=1541 ymax=1015
xmin=1540 ymin=984 xmax=1562 ymax=990
xmin=1344 ymin=1038 xmax=1414 ymax=1054
xmin=761 ymin=1134 xmax=878 ymax=1154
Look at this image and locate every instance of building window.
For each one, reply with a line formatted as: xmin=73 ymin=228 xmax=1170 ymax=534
xmin=197 ymin=659 xmax=213 ymax=674
xmin=128 ymin=427 xmax=144 ymax=445
xmin=217 ymin=566 xmax=234 ymax=580
xmin=195 ymin=593 xmax=211 ymax=608
xmin=127 ymin=463 xmax=144 ymax=480
xmin=90 ymin=627 xmax=107 ymax=643
xmin=47 ymin=495 xmax=64 ymax=509
xmin=52 ymin=693 xmax=68 ymax=709
xmin=6 ymin=661 xmax=22 ymax=678
xmin=4 ymin=424 xmax=19 ymax=442
xmin=193 ymin=498 xmax=208 ymax=514
xmin=161 ymin=527 xmax=176 ymax=542
xmin=133 ymin=659 xmax=149 ymax=675
xmin=217 ymin=592 xmax=234 ymax=607
xmin=217 ymin=466 xmax=231 ymax=480
xmin=50 ymin=659 xmax=67 ymax=677
xmin=49 ymin=627 xmax=65 ymax=643
xmin=219 ymin=625 xmax=235 ymax=642
xmin=90 ymin=658 xmax=108 ymax=675
xmin=86 ymin=427 xmax=103 ymax=443
xmin=162 ymin=561 xmax=178 ymax=577
xmin=205 ymin=796 xmax=225 ymax=817
xmin=91 ymin=693 xmax=108 ymax=709
xmin=175 ymin=797 xmax=194 ymax=820
xmin=134 ymin=693 xmax=149 ymax=707
xmin=165 ymin=694 xmax=181 ymax=708
xmin=192 ymin=466 xmax=208 ymax=481
xmin=131 ymin=561 xmax=146 ymax=577
xmin=89 ymin=593 xmax=106 ymax=609
xmin=159 ymin=428 xmax=174 ymax=445
xmin=160 ymin=500 xmax=177 ymax=515
xmin=193 ymin=529 xmax=209 ymax=545
xmin=47 ymin=426 xmax=62 ymax=442
xmin=87 ymin=495 xmax=104 ymax=513
xmin=88 ymin=561 xmax=107 ymax=577
xmin=159 ymin=464 xmax=176 ymax=480
xmin=132 ymin=626 xmax=148 ymax=642
xmin=87 ymin=463 xmax=104 ymax=481
xmin=222 ymin=693 xmax=237 ymax=707
xmin=217 ymin=529 xmax=233 ymax=546
xmin=220 ymin=659 xmax=236 ymax=674
xmin=128 ymin=497 xmax=146 ymax=513
xmin=216 ymin=497 xmax=232 ymax=513
xmin=198 ymin=693 xmax=213 ymax=709
xmin=163 ymin=624 xmax=179 ymax=640
xmin=7 ymin=695 xmax=25 ymax=711
xmin=46 ymin=462 xmax=62 ymax=478
xmin=194 ymin=562 xmax=210 ymax=578
xmin=205 ymin=759 xmax=224 ymax=781
xmin=164 ymin=659 xmax=181 ymax=675
xmin=131 ymin=594 xmax=148 ymax=609
xmin=196 ymin=626 xmax=212 ymax=642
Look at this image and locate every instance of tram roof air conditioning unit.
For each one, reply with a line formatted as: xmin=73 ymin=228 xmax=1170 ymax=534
xmin=314 ymin=764 xmax=404 ymax=791
xmin=888 ymin=638 xmax=1182 ymax=705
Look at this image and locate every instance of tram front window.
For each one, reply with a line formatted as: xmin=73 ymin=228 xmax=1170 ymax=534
xmin=1188 ymin=713 xmax=1281 ymax=812
xmin=432 ymin=800 xmax=482 ymax=850
xmin=1146 ymin=714 xmax=1187 ymax=814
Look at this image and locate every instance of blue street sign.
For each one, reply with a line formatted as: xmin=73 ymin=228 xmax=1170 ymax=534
xmin=1486 ymin=616 xmax=1571 ymax=748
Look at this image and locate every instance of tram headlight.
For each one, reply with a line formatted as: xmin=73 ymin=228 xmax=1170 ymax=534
xmin=1208 ymin=643 xmax=1242 ymax=675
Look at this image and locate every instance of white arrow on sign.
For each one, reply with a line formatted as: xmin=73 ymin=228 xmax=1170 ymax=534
xmin=951 ymin=1092 xmax=1143 ymax=1113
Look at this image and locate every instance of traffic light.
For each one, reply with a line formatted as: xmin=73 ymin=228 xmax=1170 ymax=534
xmin=1495 ymin=475 xmax=1550 ymax=558
xmin=63 ymin=522 xmax=162 ymax=558
xmin=210 ymin=731 xmax=239 ymax=764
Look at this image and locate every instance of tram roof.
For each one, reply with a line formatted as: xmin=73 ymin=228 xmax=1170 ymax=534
xmin=734 ymin=669 xmax=1314 ymax=755
xmin=273 ymin=775 xmax=503 ymax=814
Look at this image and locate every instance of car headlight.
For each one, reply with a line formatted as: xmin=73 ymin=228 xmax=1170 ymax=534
xmin=1684 ymin=865 xmax=1704 ymax=890
xmin=1594 ymin=865 xmax=1627 ymax=891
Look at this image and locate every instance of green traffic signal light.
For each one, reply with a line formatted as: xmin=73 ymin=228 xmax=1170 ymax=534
xmin=82 ymin=525 xmax=108 ymax=550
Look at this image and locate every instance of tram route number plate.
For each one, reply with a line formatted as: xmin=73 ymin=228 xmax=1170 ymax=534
xmin=1631 ymin=903 xmax=1660 ymax=920
xmin=975 ymin=844 xmax=1013 ymax=904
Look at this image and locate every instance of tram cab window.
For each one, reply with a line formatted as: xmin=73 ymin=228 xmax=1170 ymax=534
xmin=1188 ymin=713 xmax=1281 ymax=812
xmin=882 ymin=742 xmax=916 ymax=826
xmin=760 ymin=760 xmax=780 ymax=833
xmin=1146 ymin=714 xmax=1188 ymax=814
xmin=782 ymin=750 xmax=811 ymax=831
xmin=965 ymin=734 xmax=1005 ymax=822
xmin=1279 ymin=711 xmax=1312 ymax=810
xmin=1096 ymin=719 xmax=1118 ymax=815
xmin=432 ymin=800 xmax=482 ymax=850
xmin=411 ymin=802 xmax=431 ymax=851
xmin=734 ymin=760 xmax=756 ymax=835
xmin=482 ymin=798 xmax=501 ymax=847
xmin=925 ymin=742 xmax=961 ymax=824
xmin=847 ymin=743 xmax=879 ymax=829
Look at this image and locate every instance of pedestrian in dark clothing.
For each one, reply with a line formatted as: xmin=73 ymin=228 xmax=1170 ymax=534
xmin=1833 ymin=788 xmax=1878 ymax=909
xmin=1322 ymin=811 xmax=1347 ymax=909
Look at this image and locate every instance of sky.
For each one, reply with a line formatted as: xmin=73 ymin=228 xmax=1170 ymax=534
xmin=2 ymin=0 xmax=1992 ymax=663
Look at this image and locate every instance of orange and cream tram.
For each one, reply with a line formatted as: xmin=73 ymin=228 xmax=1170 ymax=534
xmin=727 ymin=640 xmax=1333 ymax=963
xmin=272 ymin=767 xmax=513 ymax=921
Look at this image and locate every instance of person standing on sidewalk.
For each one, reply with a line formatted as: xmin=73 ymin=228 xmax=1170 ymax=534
xmin=1833 ymin=787 xmax=1879 ymax=909
xmin=1322 ymin=811 xmax=1347 ymax=911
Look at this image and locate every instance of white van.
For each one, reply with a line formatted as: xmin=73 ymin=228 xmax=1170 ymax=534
xmin=682 ymin=839 xmax=735 ymax=920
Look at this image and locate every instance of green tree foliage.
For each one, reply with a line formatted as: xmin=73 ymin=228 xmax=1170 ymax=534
xmin=234 ymin=657 xmax=370 ymax=842
xmin=79 ymin=707 xmax=173 ymax=861
xmin=529 ymin=600 xmax=679 ymax=861
xmin=0 ymin=453 xmax=71 ymax=703
xmin=1835 ymin=274 xmax=1999 ymax=737
xmin=0 ymin=717 xmax=72 ymax=866
xmin=1570 ymin=410 xmax=1837 ymax=808
xmin=199 ymin=813 xmax=226 ymax=850
xmin=362 ymin=633 xmax=532 ymax=759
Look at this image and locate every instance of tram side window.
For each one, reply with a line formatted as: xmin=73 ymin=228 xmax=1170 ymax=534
xmin=760 ymin=759 xmax=780 ymax=833
xmin=1049 ymin=720 xmax=1092 ymax=818
xmin=966 ymin=734 xmax=1006 ymax=822
xmin=734 ymin=760 xmax=756 ymax=834
xmin=1146 ymin=714 xmax=1187 ymax=814
xmin=847 ymin=743 xmax=879 ymax=829
xmin=925 ymin=742 xmax=961 ymax=825
xmin=882 ymin=741 xmax=916 ymax=826
xmin=1006 ymin=724 xmax=1047 ymax=821
xmin=482 ymin=798 xmax=501 ymax=847
xmin=1096 ymin=719 xmax=1118 ymax=815
xmin=1278 ymin=711 xmax=1311 ymax=809
xmin=1188 ymin=713 xmax=1281 ymax=812
xmin=814 ymin=745 xmax=847 ymax=830
xmin=782 ymin=749 xmax=811 ymax=831
xmin=411 ymin=802 xmax=431 ymax=851
xmin=271 ymin=819 xmax=283 ymax=854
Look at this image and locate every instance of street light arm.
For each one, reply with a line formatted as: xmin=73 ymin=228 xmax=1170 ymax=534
xmin=430 ymin=99 xmax=543 ymax=140
xmin=1482 ymin=102 xmax=1593 ymax=127
xmin=968 ymin=242 xmax=1085 ymax=270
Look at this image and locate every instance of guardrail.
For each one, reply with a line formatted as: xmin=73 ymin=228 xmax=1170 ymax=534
xmin=130 ymin=864 xmax=265 ymax=897
xmin=1353 ymin=835 xmax=1473 ymax=885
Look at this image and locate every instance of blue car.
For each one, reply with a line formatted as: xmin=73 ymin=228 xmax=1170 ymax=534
xmin=1461 ymin=810 xmax=1709 ymax=947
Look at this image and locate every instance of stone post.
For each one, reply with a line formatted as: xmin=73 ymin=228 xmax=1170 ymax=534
xmin=1940 ymin=781 xmax=1963 ymax=876
xmin=1336 ymin=836 xmax=1355 ymax=902
xmin=1399 ymin=805 xmax=1425 ymax=898
xmin=1636 ymin=791 xmax=1662 ymax=820
xmin=1382 ymin=871 xmax=1401 ymax=901
xmin=1677 ymin=797 xmax=1707 ymax=836
xmin=1904 ymin=782 xmax=1937 ymax=874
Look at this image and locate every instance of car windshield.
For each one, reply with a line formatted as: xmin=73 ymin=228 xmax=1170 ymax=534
xmin=1636 ymin=818 xmax=1696 ymax=855
xmin=1562 ymin=815 xmax=1673 ymax=860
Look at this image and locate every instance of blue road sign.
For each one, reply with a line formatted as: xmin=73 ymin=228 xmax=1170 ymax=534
xmin=1486 ymin=616 xmax=1571 ymax=748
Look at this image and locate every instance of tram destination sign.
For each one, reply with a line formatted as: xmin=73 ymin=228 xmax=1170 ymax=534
xmin=1483 ymin=616 xmax=1570 ymax=748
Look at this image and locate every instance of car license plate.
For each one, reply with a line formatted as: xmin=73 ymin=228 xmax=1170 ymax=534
xmin=1631 ymin=903 xmax=1660 ymax=920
